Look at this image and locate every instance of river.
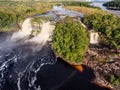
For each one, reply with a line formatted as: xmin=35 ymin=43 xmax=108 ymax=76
xmin=0 ymin=6 xmax=112 ymax=90
xmin=91 ymin=2 xmax=120 ymax=17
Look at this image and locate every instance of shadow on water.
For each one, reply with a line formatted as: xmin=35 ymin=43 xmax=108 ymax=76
xmin=36 ymin=57 xmax=112 ymax=90
xmin=0 ymin=32 xmax=112 ymax=90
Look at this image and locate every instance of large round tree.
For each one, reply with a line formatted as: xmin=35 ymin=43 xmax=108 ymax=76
xmin=52 ymin=17 xmax=89 ymax=64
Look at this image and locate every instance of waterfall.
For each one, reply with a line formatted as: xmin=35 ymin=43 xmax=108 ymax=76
xmin=28 ymin=21 xmax=55 ymax=44
xmin=11 ymin=18 xmax=32 ymax=41
xmin=0 ymin=17 xmax=56 ymax=90
xmin=0 ymin=18 xmax=33 ymax=50
xmin=0 ymin=5 xmax=85 ymax=90
xmin=89 ymin=31 xmax=99 ymax=44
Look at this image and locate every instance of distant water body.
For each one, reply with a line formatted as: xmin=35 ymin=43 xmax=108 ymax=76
xmin=91 ymin=2 xmax=120 ymax=17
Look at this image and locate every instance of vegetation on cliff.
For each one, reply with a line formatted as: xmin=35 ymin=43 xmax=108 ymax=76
xmin=0 ymin=11 xmax=15 ymax=31
xmin=109 ymin=75 xmax=120 ymax=86
xmin=0 ymin=1 xmax=56 ymax=31
xmin=52 ymin=17 xmax=89 ymax=63
xmin=84 ymin=13 xmax=120 ymax=49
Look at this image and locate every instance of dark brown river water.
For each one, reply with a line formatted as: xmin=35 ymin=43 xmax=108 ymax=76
xmin=36 ymin=57 xmax=112 ymax=90
xmin=0 ymin=5 xmax=113 ymax=90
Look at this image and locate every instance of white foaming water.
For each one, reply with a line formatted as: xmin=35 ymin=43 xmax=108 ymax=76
xmin=0 ymin=5 xmax=87 ymax=90
xmin=28 ymin=21 xmax=55 ymax=46
xmin=11 ymin=18 xmax=32 ymax=41
xmin=53 ymin=5 xmax=65 ymax=11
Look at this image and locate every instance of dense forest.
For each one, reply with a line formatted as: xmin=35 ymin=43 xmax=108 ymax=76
xmin=103 ymin=0 xmax=120 ymax=10
xmin=84 ymin=13 xmax=120 ymax=49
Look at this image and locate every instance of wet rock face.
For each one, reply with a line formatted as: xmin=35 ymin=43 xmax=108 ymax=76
xmin=87 ymin=61 xmax=120 ymax=89
xmin=99 ymin=61 xmax=120 ymax=77
xmin=84 ymin=48 xmax=120 ymax=90
xmin=97 ymin=61 xmax=120 ymax=90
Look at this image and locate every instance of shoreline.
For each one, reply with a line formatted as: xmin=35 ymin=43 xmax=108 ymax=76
xmin=57 ymin=57 xmax=113 ymax=90
xmin=106 ymin=7 xmax=120 ymax=11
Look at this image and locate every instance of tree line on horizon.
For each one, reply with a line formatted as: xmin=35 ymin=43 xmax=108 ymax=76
xmin=103 ymin=0 xmax=120 ymax=10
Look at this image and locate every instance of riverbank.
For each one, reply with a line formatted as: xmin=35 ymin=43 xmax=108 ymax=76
xmin=0 ymin=2 xmax=120 ymax=90
xmin=58 ymin=44 xmax=120 ymax=90
xmin=83 ymin=46 xmax=120 ymax=90
xmin=103 ymin=0 xmax=120 ymax=11
xmin=106 ymin=7 xmax=120 ymax=11
xmin=58 ymin=4 xmax=120 ymax=89
xmin=0 ymin=1 xmax=58 ymax=32
xmin=36 ymin=57 xmax=112 ymax=90
xmin=91 ymin=2 xmax=120 ymax=18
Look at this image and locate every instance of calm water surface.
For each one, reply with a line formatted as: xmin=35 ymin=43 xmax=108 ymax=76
xmin=92 ymin=2 xmax=120 ymax=17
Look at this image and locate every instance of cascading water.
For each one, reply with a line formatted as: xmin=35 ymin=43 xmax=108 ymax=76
xmin=28 ymin=21 xmax=55 ymax=46
xmin=0 ymin=16 xmax=56 ymax=90
xmin=11 ymin=18 xmax=32 ymax=41
xmin=0 ymin=6 xmax=85 ymax=90
xmin=0 ymin=18 xmax=33 ymax=50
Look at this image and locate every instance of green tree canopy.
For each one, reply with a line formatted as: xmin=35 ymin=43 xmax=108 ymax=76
xmin=0 ymin=11 xmax=15 ymax=30
xmin=52 ymin=17 xmax=89 ymax=63
xmin=84 ymin=13 xmax=120 ymax=49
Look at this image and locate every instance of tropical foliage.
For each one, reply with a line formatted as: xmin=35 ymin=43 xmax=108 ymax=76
xmin=0 ymin=11 xmax=15 ymax=30
xmin=84 ymin=13 xmax=120 ymax=49
xmin=0 ymin=1 xmax=56 ymax=31
xmin=109 ymin=75 xmax=120 ymax=86
xmin=52 ymin=17 xmax=89 ymax=63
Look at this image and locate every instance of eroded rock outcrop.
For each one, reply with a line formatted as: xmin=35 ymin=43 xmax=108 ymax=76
xmin=84 ymin=47 xmax=120 ymax=90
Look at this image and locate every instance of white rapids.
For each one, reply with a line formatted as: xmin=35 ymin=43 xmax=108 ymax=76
xmin=0 ymin=5 xmax=85 ymax=90
xmin=0 ymin=16 xmax=56 ymax=90
xmin=11 ymin=18 xmax=32 ymax=41
xmin=28 ymin=21 xmax=55 ymax=44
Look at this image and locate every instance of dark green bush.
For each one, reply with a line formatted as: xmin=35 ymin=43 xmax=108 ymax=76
xmin=109 ymin=75 xmax=120 ymax=86
xmin=0 ymin=1 xmax=55 ymax=31
xmin=52 ymin=17 xmax=89 ymax=63
xmin=0 ymin=11 xmax=15 ymax=30
xmin=84 ymin=13 xmax=120 ymax=49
